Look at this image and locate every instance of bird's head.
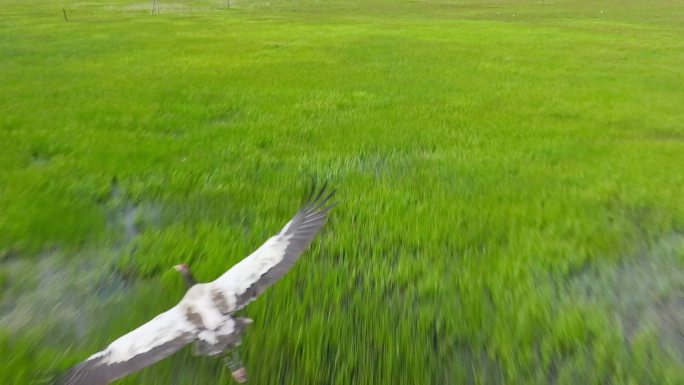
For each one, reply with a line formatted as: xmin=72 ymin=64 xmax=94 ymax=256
xmin=174 ymin=263 xmax=197 ymax=287
xmin=173 ymin=263 xmax=189 ymax=273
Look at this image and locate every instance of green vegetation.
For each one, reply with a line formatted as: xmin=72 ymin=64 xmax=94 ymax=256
xmin=1 ymin=0 xmax=683 ymax=384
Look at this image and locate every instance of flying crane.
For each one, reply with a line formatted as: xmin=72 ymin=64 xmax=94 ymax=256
xmin=62 ymin=185 xmax=335 ymax=384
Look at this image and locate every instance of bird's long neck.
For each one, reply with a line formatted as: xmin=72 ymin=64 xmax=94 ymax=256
xmin=181 ymin=270 xmax=197 ymax=287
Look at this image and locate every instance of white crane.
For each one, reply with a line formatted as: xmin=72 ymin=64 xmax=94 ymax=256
xmin=62 ymin=185 xmax=335 ymax=384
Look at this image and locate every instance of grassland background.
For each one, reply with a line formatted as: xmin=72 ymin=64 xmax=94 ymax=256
xmin=1 ymin=0 xmax=683 ymax=384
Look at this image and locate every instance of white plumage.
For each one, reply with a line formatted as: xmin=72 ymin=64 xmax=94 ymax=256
xmin=96 ymin=306 xmax=193 ymax=364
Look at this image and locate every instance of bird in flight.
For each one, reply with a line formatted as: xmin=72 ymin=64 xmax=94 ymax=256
xmin=61 ymin=184 xmax=336 ymax=385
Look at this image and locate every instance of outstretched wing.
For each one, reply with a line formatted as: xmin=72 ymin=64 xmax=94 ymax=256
xmin=62 ymin=305 xmax=197 ymax=385
xmin=212 ymin=184 xmax=335 ymax=312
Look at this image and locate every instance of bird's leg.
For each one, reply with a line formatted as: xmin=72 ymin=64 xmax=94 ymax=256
xmin=223 ymin=349 xmax=247 ymax=383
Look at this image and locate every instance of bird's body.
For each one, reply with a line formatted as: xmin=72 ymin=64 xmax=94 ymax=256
xmin=62 ymin=185 xmax=335 ymax=385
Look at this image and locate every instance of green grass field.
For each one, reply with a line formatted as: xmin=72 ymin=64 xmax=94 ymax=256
xmin=1 ymin=0 xmax=683 ymax=384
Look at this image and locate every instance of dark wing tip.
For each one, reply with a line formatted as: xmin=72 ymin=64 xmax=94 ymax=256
xmin=58 ymin=357 xmax=109 ymax=385
xmin=284 ymin=182 xmax=336 ymax=240
xmin=303 ymin=182 xmax=336 ymax=212
xmin=31 ymin=367 xmax=70 ymax=385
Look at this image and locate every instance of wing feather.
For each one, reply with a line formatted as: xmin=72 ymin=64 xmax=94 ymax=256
xmin=62 ymin=306 xmax=197 ymax=385
xmin=212 ymin=185 xmax=335 ymax=312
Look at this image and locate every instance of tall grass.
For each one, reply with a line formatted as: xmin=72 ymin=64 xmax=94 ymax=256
xmin=1 ymin=1 xmax=683 ymax=384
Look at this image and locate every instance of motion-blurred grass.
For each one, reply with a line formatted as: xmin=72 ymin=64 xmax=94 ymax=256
xmin=1 ymin=0 xmax=683 ymax=384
